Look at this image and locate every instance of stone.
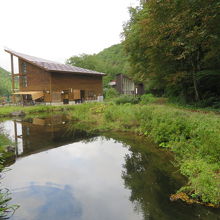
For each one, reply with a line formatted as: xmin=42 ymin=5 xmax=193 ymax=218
xmin=5 ymin=145 xmax=15 ymax=153
xmin=10 ymin=111 xmax=26 ymax=117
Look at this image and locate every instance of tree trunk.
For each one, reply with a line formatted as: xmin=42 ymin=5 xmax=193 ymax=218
xmin=191 ymin=56 xmax=200 ymax=102
xmin=192 ymin=70 xmax=200 ymax=102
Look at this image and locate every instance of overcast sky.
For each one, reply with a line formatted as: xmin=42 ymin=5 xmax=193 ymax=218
xmin=0 ymin=0 xmax=139 ymax=72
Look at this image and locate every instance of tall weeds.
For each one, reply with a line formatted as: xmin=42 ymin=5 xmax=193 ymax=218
xmin=0 ymin=102 xmax=219 ymax=204
xmin=70 ymin=103 xmax=220 ymax=205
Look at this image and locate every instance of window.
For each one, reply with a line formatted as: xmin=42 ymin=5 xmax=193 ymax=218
xmin=87 ymin=91 xmax=96 ymax=100
xmin=21 ymin=62 xmax=27 ymax=74
xmin=22 ymin=75 xmax=28 ymax=88
xmin=21 ymin=62 xmax=27 ymax=87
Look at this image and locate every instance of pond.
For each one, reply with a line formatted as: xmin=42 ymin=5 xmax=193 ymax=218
xmin=0 ymin=114 xmax=220 ymax=220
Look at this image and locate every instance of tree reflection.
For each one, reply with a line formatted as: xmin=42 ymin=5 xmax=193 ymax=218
xmin=121 ymin=138 xmax=220 ymax=220
xmin=122 ymin=151 xmax=152 ymax=219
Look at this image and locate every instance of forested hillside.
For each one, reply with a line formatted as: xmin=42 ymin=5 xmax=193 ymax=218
xmin=66 ymin=44 xmax=129 ymax=86
xmin=123 ymin=0 xmax=220 ymax=106
xmin=0 ymin=67 xmax=11 ymax=96
xmin=68 ymin=0 xmax=220 ymax=107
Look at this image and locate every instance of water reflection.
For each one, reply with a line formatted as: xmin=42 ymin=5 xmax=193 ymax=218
xmin=116 ymin=134 xmax=220 ymax=220
xmin=1 ymin=118 xmax=143 ymax=220
xmin=2 ymin=114 xmax=97 ymax=158
xmin=11 ymin=183 xmax=82 ymax=220
xmin=0 ymin=116 xmax=219 ymax=220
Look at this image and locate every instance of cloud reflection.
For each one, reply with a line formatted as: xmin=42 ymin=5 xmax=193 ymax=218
xmin=10 ymin=183 xmax=82 ymax=220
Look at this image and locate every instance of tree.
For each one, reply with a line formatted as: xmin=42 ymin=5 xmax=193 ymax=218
xmin=66 ymin=44 xmax=130 ymax=87
xmin=123 ymin=0 xmax=220 ymax=104
xmin=0 ymin=67 xmax=11 ymax=96
xmin=66 ymin=54 xmax=100 ymax=71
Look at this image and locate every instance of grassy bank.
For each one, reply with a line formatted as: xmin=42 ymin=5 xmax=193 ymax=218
xmin=0 ymin=102 xmax=219 ymax=206
xmin=67 ymin=103 xmax=220 ymax=206
xmin=0 ymin=105 xmax=77 ymax=118
xmin=0 ymin=133 xmax=18 ymax=217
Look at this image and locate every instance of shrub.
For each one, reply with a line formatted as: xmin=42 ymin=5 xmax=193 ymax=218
xmin=114 ymin=95 xmax=140 ymax=105
xmin=180 ymin=160 xmax=220 ymax=204
xmin=140 ymin=94 xmax=156 ymax=104
xmin=104 ymin=88 xmax=119 ymax=99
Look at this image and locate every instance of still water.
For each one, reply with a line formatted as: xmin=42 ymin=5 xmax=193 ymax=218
xmin=1 ymin=115 xmax=220 ymax=220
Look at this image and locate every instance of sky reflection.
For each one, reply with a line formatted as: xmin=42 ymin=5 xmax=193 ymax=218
xmin=2 ymin=138 xmax=143 ymax=220
xmin=10 ymin=184 xmax=82 ymax=220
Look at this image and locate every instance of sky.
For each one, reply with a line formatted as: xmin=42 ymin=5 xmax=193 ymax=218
xmin=0 ymin=0 xmax=139 ymax=72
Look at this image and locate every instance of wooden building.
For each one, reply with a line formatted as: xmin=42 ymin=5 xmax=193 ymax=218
xmin=109 ymin=73 xmax=145 ymax=95
xmin=5 ymin=49 xmax=104 ymax=104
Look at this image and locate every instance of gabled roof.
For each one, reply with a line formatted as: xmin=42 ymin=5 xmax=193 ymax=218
xmin=5 ymin=49 xmax=105 ymax=76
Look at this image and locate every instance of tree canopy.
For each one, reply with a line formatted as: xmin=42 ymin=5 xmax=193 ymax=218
xmin=123 ymin=0 xmax=220 ymax=106
xmin=66 ymin=44 xmax=129 ymax=87
xmin=0 ymin=67 xmax=11 ymax=96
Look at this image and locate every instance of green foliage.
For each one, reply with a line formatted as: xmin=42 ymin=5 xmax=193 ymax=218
xmin=123 ymin=0 xmax=220 ymax=105
xmin=66 ymin=53 xmax=101 ymax=71
xmin=0 ymin=102 xmax=219 ymax=204
xmin=103 ymin=104 xmax=140 ymax=130
xmin=136 ymin=105 xmax=220 ymax=204
xmin=140 ymin=94 xmax=156 ymax=104
xmin=0 ymin=188 xmax=18 ymax=219
xmin=180 ymin=160 xmax=220 ymax=204
xmin=114 ymin=95 xmax=140 ymax=105
xmin=0 ymin=67 xmax=11 ymax=96
xmin=68 ymin=103 xmax=220 ymax=205
xmin=0 ymin=105 xmax=79 ymax=117
xmin=66 ymin=44 xmax=130 ymax=87
xmin=0 ymin=133 xmax=19 ymax=218
xmin=104 ymin=88 xmax=119 ymax=99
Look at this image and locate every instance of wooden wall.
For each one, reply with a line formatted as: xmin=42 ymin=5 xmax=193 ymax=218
xmin=18 ymin=58 xmax=103 ymax=102
xmin=116 ymin=74 xmax=123 ymax=94
xmin=115 ymin=74 xmax=145 ymax=95
xmin=51 ymin=72 xmax=103 ymax=101
xmin=116 ymin=74 xmax=135 ymax=95
xmin=19 ymin=59 xmax=51 ymax=92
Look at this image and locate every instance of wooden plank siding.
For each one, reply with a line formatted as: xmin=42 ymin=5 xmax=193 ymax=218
xmin=19 ymin=59 xmax=51 ymax=91
xmin=18 ymin=58 xmax=103 ymax=103
xmin=115 ymin=73 xmax=145 ymax=95
xmin=116 ymin=74 xmax=135 ymax=95
xmin=51 ymin=72 xmax=103 ymax=97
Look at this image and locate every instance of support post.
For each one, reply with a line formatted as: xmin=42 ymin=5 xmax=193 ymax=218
xmin=13 ymin=120 xmax=18 ymax=157
xmin=11 ymin=54 xmax=15 ymax=103
xmin=50 ymin=72 xmax=52 ymax=105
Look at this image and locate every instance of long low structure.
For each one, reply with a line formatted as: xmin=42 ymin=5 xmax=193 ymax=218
xmin=5 ymin=49 xmax=105 ymax=104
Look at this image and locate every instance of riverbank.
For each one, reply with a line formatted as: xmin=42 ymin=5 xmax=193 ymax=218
xmin=0 ymin=132 xmax=19 ymax=217
xmin=0 ymin=102 xmax=219 ymax=206
xmin=0 ymin=105 xmax=77 ymax=118
xmin=67 ymin=103 xmax=220 ymax=207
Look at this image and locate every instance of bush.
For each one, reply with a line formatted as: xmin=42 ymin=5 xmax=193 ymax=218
xmin=0 ymin=134 xmax=19 ymax=218
xmin=137 ymin=105 xmax=220 ymax=204
xmin=0 ymin=102 xmax=219 ymax=205
xmin=104 ymin=88 xmax=119 ymax=99
xmin=103 ymin=104 xmax=140 ymax=130
xmin=180 ymin=159 xmax=220 ymax=204
xmin=140 ymin=94 xmax=156 ymax=104
xmin=114 ymin=95 xmax=140 ymax=105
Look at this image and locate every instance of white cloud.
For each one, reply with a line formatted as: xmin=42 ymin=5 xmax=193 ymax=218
xmin=0 ymin=0 xmax=139 ymax=71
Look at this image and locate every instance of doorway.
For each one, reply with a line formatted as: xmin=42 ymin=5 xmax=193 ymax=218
xmin=80 ymin=90 xmax=85 ymax=102
xmin=62 ymin=90 xmax=69 ymax=104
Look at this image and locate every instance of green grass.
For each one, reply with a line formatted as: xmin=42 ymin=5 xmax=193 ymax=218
xmin=0 ymin=102 xmax=219 ymax=205
xmin=0 ymin=133 xmax=19 ymax=218
xmin=0 ymin=105 xmax=78 ymax=117
xmin=68 ymin=102 xmax=220 ymax=205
